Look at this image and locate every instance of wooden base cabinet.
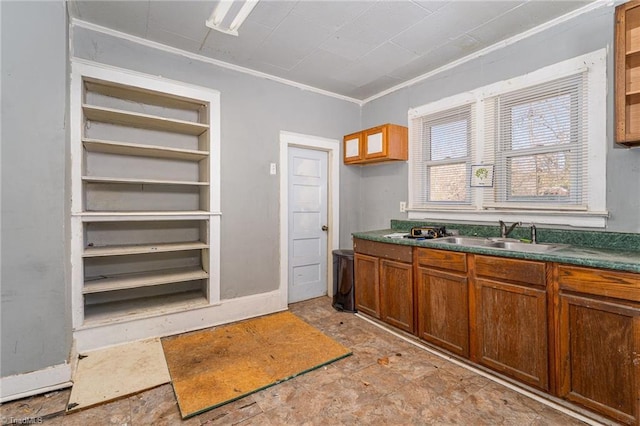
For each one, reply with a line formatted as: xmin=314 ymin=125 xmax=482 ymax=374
xmin=354 ymin=253 xmax=380 ymax=318
xmin=353 ymin=238 xmax=414 ymax=333
xmin=472 ymin=256 xmax=549 ymax=391
xmin=353 ymin=237 xmax=640 ymax=424
xmin=415 ymin=248 xmax=469 ymax=357
xmin=380 ymin=259 xmax=413 ymax=332
xmin=557 ymin=265 xmax=640 ymax=425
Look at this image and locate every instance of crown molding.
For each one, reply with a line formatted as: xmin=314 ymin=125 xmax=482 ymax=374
xmin=361 ymin=0 xmax=612 ymax=104
xmin=71 ymin=0 xmax=611 ymax=107
xmin=70 ymin=18 xmax=364 ymax=106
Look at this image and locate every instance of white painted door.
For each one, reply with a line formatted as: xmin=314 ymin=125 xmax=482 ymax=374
xmin=288 ymin=147 xmax=328 ymax=303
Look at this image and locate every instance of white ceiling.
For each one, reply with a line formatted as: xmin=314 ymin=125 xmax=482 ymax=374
xmin=67 ymin=0 xmax=596 ymax=101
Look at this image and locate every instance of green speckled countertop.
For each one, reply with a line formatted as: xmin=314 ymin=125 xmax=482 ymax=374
xmin=352 ymin=221 xmax=640 ymax=274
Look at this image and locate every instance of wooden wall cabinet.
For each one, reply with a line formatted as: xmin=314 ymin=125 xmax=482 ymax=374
xmin=353 ymin=238 xmax=414 ymax=333
xmin=472 ymin=256 xmax=549 ymax=391
xmin=556 ymin=265 xmax=640 ymax=425
xmin=343 ymin=124 xmax=408 ymax=165
xmin=415 ymin=248 xmax=470 ymax=357
xmin=615 ymin=1 xmax=640 ymax=146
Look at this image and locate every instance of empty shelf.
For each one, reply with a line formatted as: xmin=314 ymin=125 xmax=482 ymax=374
xmin=83 ymin=267 xmax=209 ymax=294
xmin=83 ymin=241 xmax=208 ymax=257
xmin=83 ymin=104 xmax=209 ymax=136
xmin=82 ymin=176 xmax=208 ymax=186
xmin=83 ymin=290 xmax=209 ymax=326
xmin=84 ymin=79 xmax=205 ymax=111
xmin=83 ymin=138 xmax=208 ymax=161
xmin=77 ymin=211 xmax=213 ymax=222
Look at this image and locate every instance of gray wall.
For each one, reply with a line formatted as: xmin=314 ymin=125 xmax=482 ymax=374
xmin=71 ymin=27 xmax=361 ymax=299
xmin=1 ymin=1 xmax=71 ymax=376
xmin=361 ymin=5 xmax=640 ymax=233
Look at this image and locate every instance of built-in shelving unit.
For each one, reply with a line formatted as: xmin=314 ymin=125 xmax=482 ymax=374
xmin=615 ymin=0 xmax=640 ymax=147
xmin=70 ymin=61 xmax=221 ymax=340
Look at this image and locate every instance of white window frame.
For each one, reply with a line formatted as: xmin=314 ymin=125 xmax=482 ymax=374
xmin=411 ymin=101 xmax=475 ymax=206
xmin=408 ymin=49 xmax=607 ymax=228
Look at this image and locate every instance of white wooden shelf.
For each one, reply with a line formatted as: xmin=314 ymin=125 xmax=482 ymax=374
xmin=83 ymin=241 xmax=208 ymax=257
xmin=77 ymin=211 xmax=212 ymax=222
xmin=83 ymin=138 xmax=209 ymax=161
xmin=83 ymin=104 xmax=209 ymax=136
xmin=83 ymin=267 xmax=208 ymax=294
xmin=84 ymin=79 xmax=205 ymax=112
xmin=82 ymin=176 xmax=208 ymax=186
xmin=82 ymin=290 xmax=209 ymax=326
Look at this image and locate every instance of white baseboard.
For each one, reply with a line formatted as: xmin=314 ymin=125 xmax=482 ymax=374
xmin=0 ymin=363 xmax=72 ymax=403
xmin=73 ymin=289 xmax=288 ymax=353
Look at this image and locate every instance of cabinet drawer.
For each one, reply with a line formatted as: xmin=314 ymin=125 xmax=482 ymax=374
xmin=415 ymin=248 xmax=467 ymax=273
xmin=557 ymin=265 xmax=640 ymax=302
xmin=475 ymin=255 xmax=545 ymax=287
xmin=353 ymin=238 xmax=412 ymax=263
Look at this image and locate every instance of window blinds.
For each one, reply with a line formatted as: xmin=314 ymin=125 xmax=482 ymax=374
xmin=483 ymin=72 xmax=589 ymax=210
xmin=410 ymin=104 xmax=474 ymax=207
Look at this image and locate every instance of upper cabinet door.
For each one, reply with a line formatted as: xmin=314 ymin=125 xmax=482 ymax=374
xmin=343 ymin=132 xmax=362 ymax=164
xmin=364 ymin=125 xmax=388 ymax=160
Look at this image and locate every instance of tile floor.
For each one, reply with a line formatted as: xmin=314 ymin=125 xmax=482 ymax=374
xmin=1 ymin=297 xmax=590 ymax=425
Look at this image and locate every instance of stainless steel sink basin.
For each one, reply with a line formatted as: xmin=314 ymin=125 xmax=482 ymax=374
xmin=486 ymin=241 xmax=567 ymax=253
xmin=435 ymin=236 xmax=566 ymax=253
xmin=437 ymin=236 xmax=495 ymax=246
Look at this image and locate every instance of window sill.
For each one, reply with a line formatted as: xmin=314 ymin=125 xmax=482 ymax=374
xmin=407 ymin=208 xmax=608 ymax=228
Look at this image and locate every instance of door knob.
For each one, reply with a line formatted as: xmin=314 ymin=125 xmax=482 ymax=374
xmin=321 ymin=225 xmax=329 ymax=231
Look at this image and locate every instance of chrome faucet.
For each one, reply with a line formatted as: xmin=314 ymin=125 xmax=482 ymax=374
xmin=530 ymin=224 xmax=537 ymax=244
xmin=499 ymin=220 xmax=521 ymax=238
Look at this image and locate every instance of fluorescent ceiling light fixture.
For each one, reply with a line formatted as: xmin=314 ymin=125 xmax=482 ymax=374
xmin=206 ymin=0 xmax=259 ymax=36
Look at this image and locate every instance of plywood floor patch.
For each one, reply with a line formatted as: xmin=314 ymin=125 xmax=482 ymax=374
xmin=67 ymin=338 xmax=170 ymax=412
xmin=161 ymin=311 xmax=351 ymax=418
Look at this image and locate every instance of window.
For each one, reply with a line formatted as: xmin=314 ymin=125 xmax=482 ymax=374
xmin=408 ymin=49 xmax=607 ymax=227
xmin=490 ymin=73 xmax=587 ymax=208
xmin=410 ymin=103 xmax=474 ymax=207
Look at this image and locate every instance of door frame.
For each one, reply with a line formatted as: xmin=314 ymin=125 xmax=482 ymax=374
xmin=279 ymin=131 xmax=340 ymax=306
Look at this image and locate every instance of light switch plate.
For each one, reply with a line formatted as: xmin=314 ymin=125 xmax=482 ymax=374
xmin=270 ymin=163 xmax=277 ymax=175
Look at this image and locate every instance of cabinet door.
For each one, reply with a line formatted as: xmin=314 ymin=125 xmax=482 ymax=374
xmin=380 ymin=259 xmax=413 ymax=333
xmin=417 ymin=267 xmax=469 ymax=357
xmin=343 ymin=132 xmax=362 ymax=163
xmin=558 ymin=293 xmax=640 ymax=425
xmin=363 ymin=126 xmax=388 ymax=160
xmin=354 ymin=253 xmax=380 ymax=318
xmin=474 ymin=278 xmax=548 ymax=390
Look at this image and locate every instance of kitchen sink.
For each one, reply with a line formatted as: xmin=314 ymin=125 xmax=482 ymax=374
xmin=437 ymin=236 xmax=495 ymax=246
xmin=436 ymin=236 xmax=567 ymax=253
xmin=487 ymin=241 xmax=567 ymax=253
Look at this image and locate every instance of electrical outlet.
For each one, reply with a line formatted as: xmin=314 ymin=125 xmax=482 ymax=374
xmin=270 ymin=163 xmax=277 ymax=175
xmin=400 ymin=201 xmax=406 ymax=213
